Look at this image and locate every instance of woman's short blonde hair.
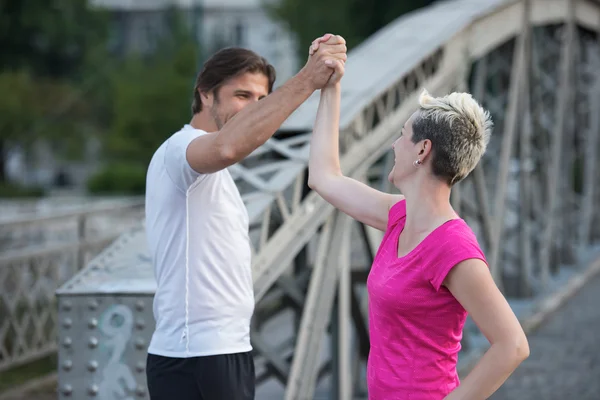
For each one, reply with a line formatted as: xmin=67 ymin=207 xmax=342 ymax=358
xmin=411 ymin=89 xmax=493 ymax=185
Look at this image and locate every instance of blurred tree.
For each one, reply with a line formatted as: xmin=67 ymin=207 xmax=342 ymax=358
xmin=0 ymin=0 xmax=108 ymax=79
xmin=106 ymin=46 xmax=197 ymax=165
xmin=268 ymin=0 xmax=437 ymax=57
xmin=105 ymin=8 xmax=198 ymax=165
xmin=0 ymin=0 xmax=109 ymax=183
xmin=0 ymin=70 xmax=91 ymax=182
xmin=87 ymin=8 xmax=198 ymax=194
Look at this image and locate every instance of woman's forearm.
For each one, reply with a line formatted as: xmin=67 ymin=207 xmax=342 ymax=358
xmin=445 ymin=342 xmax=528 ymax=400
xmin=308 ymin=83 xmax=342 ymax=188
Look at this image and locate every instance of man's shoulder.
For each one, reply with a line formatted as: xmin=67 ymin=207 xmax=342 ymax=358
xmin=155 ymin=125 xmax=217 ymax=192
xmin=146 ymin=126 xmax=200 ymax=181
xmin=168 ymin=125 xmax=207 ymax=147
xmin=149 ymin=126 xmax=194 ymax=158
xmin=160 ymin=125 xmax=206 ymax=169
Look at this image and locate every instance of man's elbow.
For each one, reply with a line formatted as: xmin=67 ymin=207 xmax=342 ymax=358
xmin=218 ymin=144 xmax=240 ymax=165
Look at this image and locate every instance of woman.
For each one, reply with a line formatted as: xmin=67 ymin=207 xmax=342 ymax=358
xmin=308 ymin=38 xmax=529 ymax=399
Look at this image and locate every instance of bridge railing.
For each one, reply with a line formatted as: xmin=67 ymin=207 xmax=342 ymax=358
xmin=3 ymin=0 xmax=600 ymax=398
xmin=0 ymin=199 xmax=144 ymax=372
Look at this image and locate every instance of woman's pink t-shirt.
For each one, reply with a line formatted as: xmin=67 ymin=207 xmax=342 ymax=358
xmin=366 ymin=199 xmax=487 ymax=399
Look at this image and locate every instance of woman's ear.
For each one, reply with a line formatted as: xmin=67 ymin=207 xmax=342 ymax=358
xmin=419 ymin=139 xmax=433 ymax=161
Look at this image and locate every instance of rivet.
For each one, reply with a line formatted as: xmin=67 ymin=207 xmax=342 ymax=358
xmin=135 ymin=300 xmax=144 ymax=312
xmin=88 ymin=318 xmax=98 ymax=329
xmin=62 ymin=301 xmax=72 ymax=311
xmin=135 ymin=338 xmax=145 ymax=350
xmin=63 ymin=337 xmax=72 ymax=348
xmin=88 ymin=300 xmax=99 ymax=311
xmin=62 ymin=360 xmax=73 ymax=371
xmin=62 ymin=384 xmax=73 ymax=396
xmin=135 ymin=319 xmax=145 ymax=330
xmin=63 ymin=318 xmax=72 ymax=329
xmin=88 ymin=337 xmax=98 ymax=348
xmin=136 ymin=361 xmax=145 ymax=373
xmin=87 ymin=360 xmax=98 ymax=372
xmin=88 ymin=384 xmax=99 ymax=396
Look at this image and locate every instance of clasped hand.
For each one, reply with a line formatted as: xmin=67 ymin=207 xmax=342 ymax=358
xmin=303 ymin=33 xmax=347 ymax=89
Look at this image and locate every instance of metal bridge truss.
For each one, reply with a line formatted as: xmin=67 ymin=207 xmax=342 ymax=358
xmin=51 ymin=0 xmax=600 ymax=399
xmin=248 ymin=1 xmax=600 ymax=398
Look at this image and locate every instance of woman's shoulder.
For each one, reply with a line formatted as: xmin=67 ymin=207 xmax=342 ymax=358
xmin=422 ymin=219 xmax=488 ymax=290
xmin=386 ymin=198 xmax=407 ymax=229
xmin=425 ymin=218 xmax=482 ymax=255
xmin=429 ymin=219 xmax=486 ymax=258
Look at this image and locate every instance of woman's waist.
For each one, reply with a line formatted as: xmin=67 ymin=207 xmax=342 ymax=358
xmin=368 ymin=343 xmax=460 ymax=376
xmin=367 ymin=352 xmax=459 ymax=398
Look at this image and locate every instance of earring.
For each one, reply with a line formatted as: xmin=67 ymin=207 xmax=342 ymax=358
xmin=413 ymin=159 xmax=422 ymax=167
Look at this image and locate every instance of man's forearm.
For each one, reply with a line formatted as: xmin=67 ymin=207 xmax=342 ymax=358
xmin=218 ymin=70 xmax=315 ymax=161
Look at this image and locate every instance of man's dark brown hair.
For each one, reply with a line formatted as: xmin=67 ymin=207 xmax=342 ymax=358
xmin=191 ymin=47 xmax=276 ymax=114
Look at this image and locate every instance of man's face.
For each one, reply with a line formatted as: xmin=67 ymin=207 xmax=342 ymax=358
xmin=206 ymin=72 xmax=270 ymax=130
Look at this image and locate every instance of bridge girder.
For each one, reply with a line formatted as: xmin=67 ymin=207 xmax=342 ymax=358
xmin=54 ymin=0 xmax=600 ymax=399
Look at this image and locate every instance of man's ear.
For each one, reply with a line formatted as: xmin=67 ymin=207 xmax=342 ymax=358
xmin=199 ymin=90 xmax=213 ymax=109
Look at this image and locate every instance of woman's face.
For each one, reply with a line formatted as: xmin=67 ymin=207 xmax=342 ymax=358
xmin=388 ymin=112 xmax=421 ymax=187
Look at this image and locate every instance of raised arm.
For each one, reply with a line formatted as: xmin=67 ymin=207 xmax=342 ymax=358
xmin=307 ymin=58 xmax=403 ymax=231
xmin=187 ymin=35 xmax=347 ymax=174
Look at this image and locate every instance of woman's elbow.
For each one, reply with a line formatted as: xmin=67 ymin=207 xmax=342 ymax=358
xmin=307 ymin=171 xmax=333 ymax=192
xmin=516 ymin=336 xmax=530 ymax=362
xmin=308 ymin=168 xmax=343 ymax=194
xmin=501 ymin=334 xmax=530 ymax=365
xmin=307 ymin=174 xmax=321 ymax=191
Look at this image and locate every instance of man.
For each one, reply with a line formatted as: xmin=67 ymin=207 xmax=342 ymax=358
xmin=144 ymin=34 xmax=347 ymax=400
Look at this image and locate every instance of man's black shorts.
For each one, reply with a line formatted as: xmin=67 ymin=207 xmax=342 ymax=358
xmin=146 ymin=351 xmax=255 ymax=400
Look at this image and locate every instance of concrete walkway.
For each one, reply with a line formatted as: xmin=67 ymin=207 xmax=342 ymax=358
xmin=3 ymin=268 xmax=600 ymax=400
xmin=491 ymin=271 xmax=600 ymax=400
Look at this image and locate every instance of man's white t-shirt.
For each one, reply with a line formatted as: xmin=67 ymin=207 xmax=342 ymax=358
xmin=145 ymin=124 xmax=254 ymax=358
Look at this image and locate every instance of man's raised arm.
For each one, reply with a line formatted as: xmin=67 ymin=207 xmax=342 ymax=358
xmin=187 ymin=35 xmax=347 ymax=174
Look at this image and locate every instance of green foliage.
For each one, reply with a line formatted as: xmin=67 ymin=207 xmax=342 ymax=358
xmin=268 ymin=0 xmax=437 ymax=56
xmin=0 ymin=0 xmax=109 ymax=183
xmin=0 ymin=0 xmax=109 ymax=79
xmin=86 ymin=8 xmax=199 ymax=195
xmin=87 ymin=162 xmax=147 ymax=195
xmin=0 ymin=71 xmax=35 ymax=144
xmin=0 ymin=70 xmax=93 ymax=158
xmin=103 ymin=10 xmax=198 ymax=166
xmin=0 ymin=354 xmax=56 ymax=393
xmin=0 ymin=182 xmax=45 ymax=198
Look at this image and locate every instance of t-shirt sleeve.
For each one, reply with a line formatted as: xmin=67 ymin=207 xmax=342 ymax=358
xmin=163 ymin=130 xmax=204 ymax=192
xmin=387 ymin=199 xmax=407 ymax=230
xmin=426 ymin=226 xmax=488 ymax=292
